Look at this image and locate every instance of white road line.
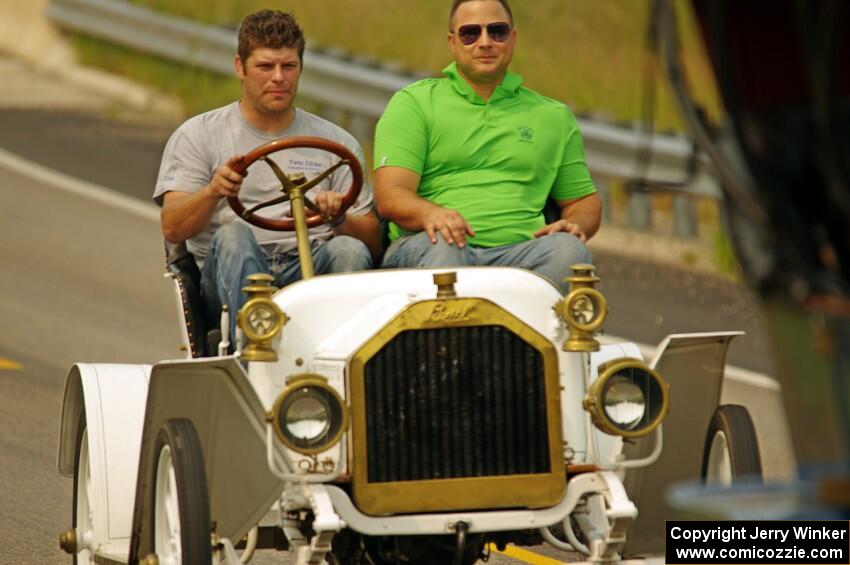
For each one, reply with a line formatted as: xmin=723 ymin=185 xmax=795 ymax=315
xmin=0 ymin=145 xmax=777 ymax=390
xmin=0 ymin=145 xmax=159 ymax=222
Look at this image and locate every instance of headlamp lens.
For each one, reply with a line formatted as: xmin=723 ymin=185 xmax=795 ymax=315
xmin=273 ymin=380 xmax=347 ymax=454
xmin=285 ymin=391 xmax=331 ymax=443
xmin=586 ymin=358 xmax=669 ymax=438
xmin=603 ymin=375 xmax=646 ymax=430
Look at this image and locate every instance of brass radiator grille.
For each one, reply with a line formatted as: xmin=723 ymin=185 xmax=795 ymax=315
xmin=364 ymin=326 xmax=550 ymax=483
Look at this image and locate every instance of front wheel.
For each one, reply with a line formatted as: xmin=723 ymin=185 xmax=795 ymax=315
xmin=72 ymin=414 xmax=94 ymax=565
xmin=701 ymin=404 xmax=763 ymax=485
xmin=151 ymin=418 xmax=212 ymax=565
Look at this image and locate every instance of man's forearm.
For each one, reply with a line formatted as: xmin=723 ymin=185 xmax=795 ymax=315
xmin=560 ymin=193 xmax=602 ymax=240
xmin=376 ymin=184 xmax=442 ymax=231
xmin=161 ymin=187 xmax=221 ymax=243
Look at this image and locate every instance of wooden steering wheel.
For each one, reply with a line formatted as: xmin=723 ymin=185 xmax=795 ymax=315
xmin=227 ymin=136 xmax=363 ymax=231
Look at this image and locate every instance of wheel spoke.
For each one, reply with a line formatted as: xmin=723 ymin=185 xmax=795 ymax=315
xmin=706 ymin=431 xmax=733 ymax=486
xmin=156 ymin=446 xmax=184 ymax=565
xmin=166 ymin=465 xmax=182 ymax=562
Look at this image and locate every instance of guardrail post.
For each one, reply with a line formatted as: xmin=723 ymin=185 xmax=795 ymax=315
xmin=627 ymin=190 xmax=653 ymax=231
xmin=320 ymin=105 xmax=347 ymax=130
xmin=349 ymin=114 xmax=374 ymax=151
xmin=672 ymin=194 xmax=698 ymax=238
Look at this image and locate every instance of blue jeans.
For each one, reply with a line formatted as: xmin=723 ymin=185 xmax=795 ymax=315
xmin=201 ymin=222 xmax=372 ymax=345
xmin=382 ymin=231 xmax=591 ymax=295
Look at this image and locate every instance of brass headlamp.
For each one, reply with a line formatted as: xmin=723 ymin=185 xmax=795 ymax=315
xmin=584 ymin=358 xmax=670 ymax=438
xmin=268 ymin=374 xmax=349 ymax=455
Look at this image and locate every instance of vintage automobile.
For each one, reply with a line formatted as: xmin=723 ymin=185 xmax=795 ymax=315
xmin=55 ymin=137 xmax=760 ymax=565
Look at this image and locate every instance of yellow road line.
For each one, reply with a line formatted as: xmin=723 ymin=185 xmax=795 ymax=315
xmin=0 ymin=357 xmax=22 ymax=371
xmin=489 ymin=544 xmax=567 ymax=565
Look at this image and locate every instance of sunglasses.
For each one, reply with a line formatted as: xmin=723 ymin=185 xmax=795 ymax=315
xmin=454 ymin=22 xmax=512 ymax=46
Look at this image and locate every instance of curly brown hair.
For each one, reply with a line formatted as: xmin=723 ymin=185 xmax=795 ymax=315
xmin=237 ymin=10 xmax=306 ymax=64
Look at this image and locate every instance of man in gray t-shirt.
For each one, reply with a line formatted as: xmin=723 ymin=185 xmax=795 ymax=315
xmin=154 ymin=10 xmax=380 ymax=344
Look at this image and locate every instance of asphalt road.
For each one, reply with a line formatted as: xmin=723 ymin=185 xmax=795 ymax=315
xmin=0 ymin=164 xmax=180 ymax=563
xmin=0 ymin=66 xmax=788 ymax=564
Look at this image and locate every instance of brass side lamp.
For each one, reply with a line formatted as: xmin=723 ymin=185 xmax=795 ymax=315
xmin=555 ymin=264 xmax=608 ymax=352
xmin=238 ymin=273 xmax=288 ymax=362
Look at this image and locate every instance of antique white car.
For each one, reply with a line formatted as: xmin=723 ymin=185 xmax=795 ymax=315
xmin=55 ymin=138 xmax=760 ymax=565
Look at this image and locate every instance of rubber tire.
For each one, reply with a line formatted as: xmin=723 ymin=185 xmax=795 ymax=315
xmin=150 ymin=418 xmax=212 ymax=564
xmin=72 ymin=413 xmax=92 ymax=565
xmin=700 ymin=404 xmax=763 ymax=483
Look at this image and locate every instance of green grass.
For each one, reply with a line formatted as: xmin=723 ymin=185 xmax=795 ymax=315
xmin=107 ymin=0 xmax=722 ymax=129
xmin=72 ymin=35 xmax=241 ymax=117
xmin=713 ymin=229 xmax=740 ymax=278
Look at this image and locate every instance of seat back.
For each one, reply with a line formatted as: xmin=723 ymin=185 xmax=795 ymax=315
xmin=165 ymin=241 xmax=221 ymax=358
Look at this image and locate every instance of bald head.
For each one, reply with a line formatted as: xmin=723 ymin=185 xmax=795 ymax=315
xmin=449 ymin=0 xmax=513 ymax=30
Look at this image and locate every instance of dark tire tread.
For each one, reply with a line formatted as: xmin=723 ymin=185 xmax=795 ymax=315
xmin=151 ymin=418 xmax=212 ymax=564
xmin=72 ymin=413 xmax=87 ymax=565
xmin=701 ymin=404 xmax=763 ymax=481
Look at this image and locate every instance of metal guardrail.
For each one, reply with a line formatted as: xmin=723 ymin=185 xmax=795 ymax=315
xmin=45 ymin=0 xmax=722 ymax=238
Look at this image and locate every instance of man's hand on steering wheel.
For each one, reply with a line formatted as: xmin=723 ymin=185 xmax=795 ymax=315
xmin=313 ymin=192 xmax=346 ymax=226
xmin=208 ymin=156 xmax=246 ymax=199
xmin=227 ymin=136 xmax=363 ymax=231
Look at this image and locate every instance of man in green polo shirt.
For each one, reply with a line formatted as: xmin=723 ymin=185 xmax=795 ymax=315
xmin=373 ymin=0 xmax=601 ymax=294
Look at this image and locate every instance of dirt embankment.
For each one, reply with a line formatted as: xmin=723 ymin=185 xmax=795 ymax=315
xmin=0 ymin=0 xmax=73 ymax=65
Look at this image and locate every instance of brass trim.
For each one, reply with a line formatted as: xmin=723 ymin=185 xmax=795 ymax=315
xmin=239 ymin=297 xmax=286 ymax=342
xmin=563 ymin=287 xmax=607 ymax=333
xmin=564 ymin=263 xmax=600 ymax=286
xmin=557 ymin=264 xmax=608 ymax=352
xmin=59 ymin=529 xmax=77 ymax=554
xmin=349 ymin=298 xmax=565 ymax=515
xmin=433 ymin=271 xmax=458 ymax=298
xmin=239 ymin=274 xmax=288 ymax=362
xmin=288 ymin=184 xmax=315 ymax=279
xmin=269 ymin=374 xmax=349 ymax=455
xmin=584 ymin=357 xmax=670 ymax=438
xmin=351 ymin=474 xmax=566 ymax=516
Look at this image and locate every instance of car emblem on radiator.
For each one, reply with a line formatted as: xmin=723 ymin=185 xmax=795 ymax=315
xmin=428 ymin=302 xmax=478 ymax=323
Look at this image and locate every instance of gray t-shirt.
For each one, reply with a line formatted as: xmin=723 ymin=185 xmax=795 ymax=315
xmin=154 ymin=102 xmax=374 ymax=263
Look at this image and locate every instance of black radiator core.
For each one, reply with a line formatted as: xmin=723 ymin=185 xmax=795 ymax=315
xmin=364 ymin=325 xmax=550 ymax=483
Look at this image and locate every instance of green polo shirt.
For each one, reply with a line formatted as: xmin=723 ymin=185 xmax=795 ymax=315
xmin=374 ymin=62 xmax=596 ymax=247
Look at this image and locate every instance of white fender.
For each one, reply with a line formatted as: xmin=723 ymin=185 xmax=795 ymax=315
xmin=57 ymin=363 xmax=151 ymax=556
xmin=128 ymin=356 xmax=283 ymax=562
xmin=622 ymin=331 xmax=744 ymax=555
